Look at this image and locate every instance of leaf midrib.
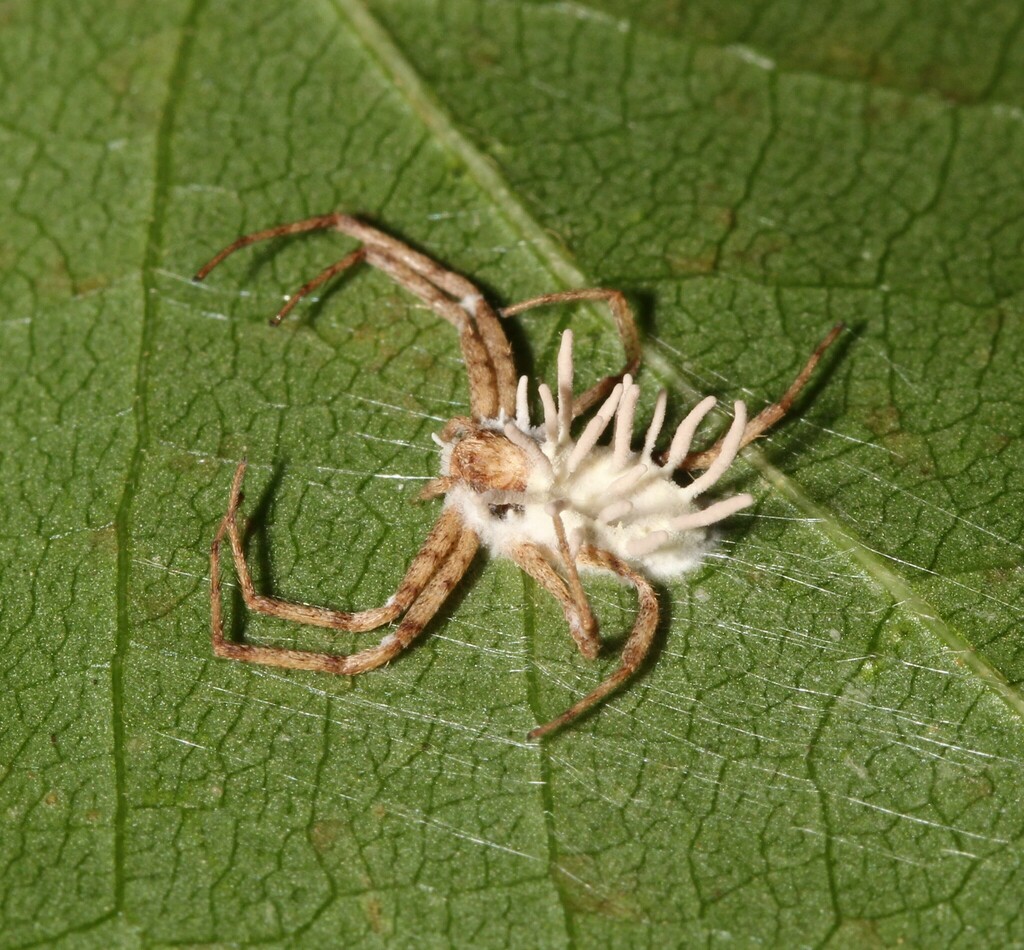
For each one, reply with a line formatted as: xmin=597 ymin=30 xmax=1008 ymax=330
xmin=114 ymin=0 xmax=209 ymax=923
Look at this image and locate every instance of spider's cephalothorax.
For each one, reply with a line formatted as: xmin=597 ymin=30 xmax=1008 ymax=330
xmin=440 ymin=420 xmax=530 ymax=495
xmin=197 ymin=214 xmax=842 ymax=739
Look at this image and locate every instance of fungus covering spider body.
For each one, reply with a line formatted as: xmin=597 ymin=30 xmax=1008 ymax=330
xmin=197 ymin=214 xmax=841 ymax=739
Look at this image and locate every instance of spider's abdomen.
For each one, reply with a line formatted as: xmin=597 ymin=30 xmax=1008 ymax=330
xmin=536 ymin=442 xmax=712 ymax=579
xmin=438 ymin=331 xmax=753 ymax=582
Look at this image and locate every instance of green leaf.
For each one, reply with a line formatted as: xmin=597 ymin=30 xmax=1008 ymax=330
xmin=3 ymin=0 xmax=1023 ymax=945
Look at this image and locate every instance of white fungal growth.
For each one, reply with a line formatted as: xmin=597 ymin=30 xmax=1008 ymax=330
xmin=459 ymin=293 xmax=482 ymax=315
xmin=443 ymin=329 xmax=753 ymax=580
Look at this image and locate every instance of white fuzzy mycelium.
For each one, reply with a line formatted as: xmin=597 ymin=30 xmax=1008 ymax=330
xmin=443 ymin=330 xmax=754 ymax=580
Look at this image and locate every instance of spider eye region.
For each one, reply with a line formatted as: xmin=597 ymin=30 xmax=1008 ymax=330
xmin=446 ymin=428 xmax=529 ymax=494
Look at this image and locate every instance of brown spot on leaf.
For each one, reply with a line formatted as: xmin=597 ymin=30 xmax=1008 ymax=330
xmin=666 ymin=248 xmax=717 ymax=275
xmin=89 ymin=524 xmax=118 ymax=554
xmin=556 ymin=855 xmax=644 ymax=920
xmin=830 ymin=917 xmax=887 ymax=948
xmin=72 ymin=274 xmax=112 ymax=296
xmin=363 ymin=895 xmax=391 ymax=935
xmin=309 ymin=818 xmax=347 ymax=853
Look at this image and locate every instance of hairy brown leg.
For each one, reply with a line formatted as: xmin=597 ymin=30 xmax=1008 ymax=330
xmin=680 ymin=322 xmax=844 ymax=472
xmin=193 ymin=213 xmax=515 ymax=420
xmin=548 ymin=506 xmax=598 ymax=649
xmin=528 ymin=545 xmax=659 ymax=741
xmin=333 ymin=219 xmax=516 ymax=413
xmin=500 ymin=289 xmax=642 ymax=417
xmin=510 ymin=543 xmax=599 ymax=660
xmin=362 ymin=249 xmax=500 ymax=419
xmin=269 ymin=248 xmax=365 ymax=327
xmin=193 ymin=214 xmax=356 ymax=281
xmin=467 ymin=295 xmax=518 ymax=418
xmin=211 ymin=512 xmax=478 ymax=675
xmin=209 ymin=461 xmax=469 ymax=669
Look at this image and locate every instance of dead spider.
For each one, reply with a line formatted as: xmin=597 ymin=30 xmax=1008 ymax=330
xmin=196 ymin=214 xmax=841 ymax=739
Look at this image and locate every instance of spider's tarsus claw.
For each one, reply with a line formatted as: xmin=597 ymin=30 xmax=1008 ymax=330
xmin=193 ymin=258 xmax=220 ymax=282
xmin=527 ymin=718 xmax=562 ymax=741
xmin=823 ymin=321 xmax=845 ymax=346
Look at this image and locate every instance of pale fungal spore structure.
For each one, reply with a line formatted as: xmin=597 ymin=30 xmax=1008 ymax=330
xmin=196 ymin=214 xmax=840 ymax=740
xmin=442 ymin=328 xmax=754 ymax=582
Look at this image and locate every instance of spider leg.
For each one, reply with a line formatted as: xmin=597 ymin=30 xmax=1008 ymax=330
xmin=548 ymin=504 xmax=598 ymax=650
xmin=269 ymin=248 xmax=365 ymax=327
xmin=510 ymin=543 xmax=599 ymax=660
xmin=680 ymin=322 xmax=844 ymax=472
xmin=193 ymin=213 xmax=355 ymax=281
xmin=333 ymin=220 xmax=516 ymax=414
xmin=361 ymin=249 xmax=502 ymax=419
xmin=528 ymin=545 xmax=658 ymax=741
xmin=500 ymin=289 xmax=641 ymax=417
xmin=210 ymin=460 xmax=474 ymax=672
xmin=193 ymin=213 xmax=516 ymax=420
xmin=212 ymin=517 xmax=478 ymax=675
